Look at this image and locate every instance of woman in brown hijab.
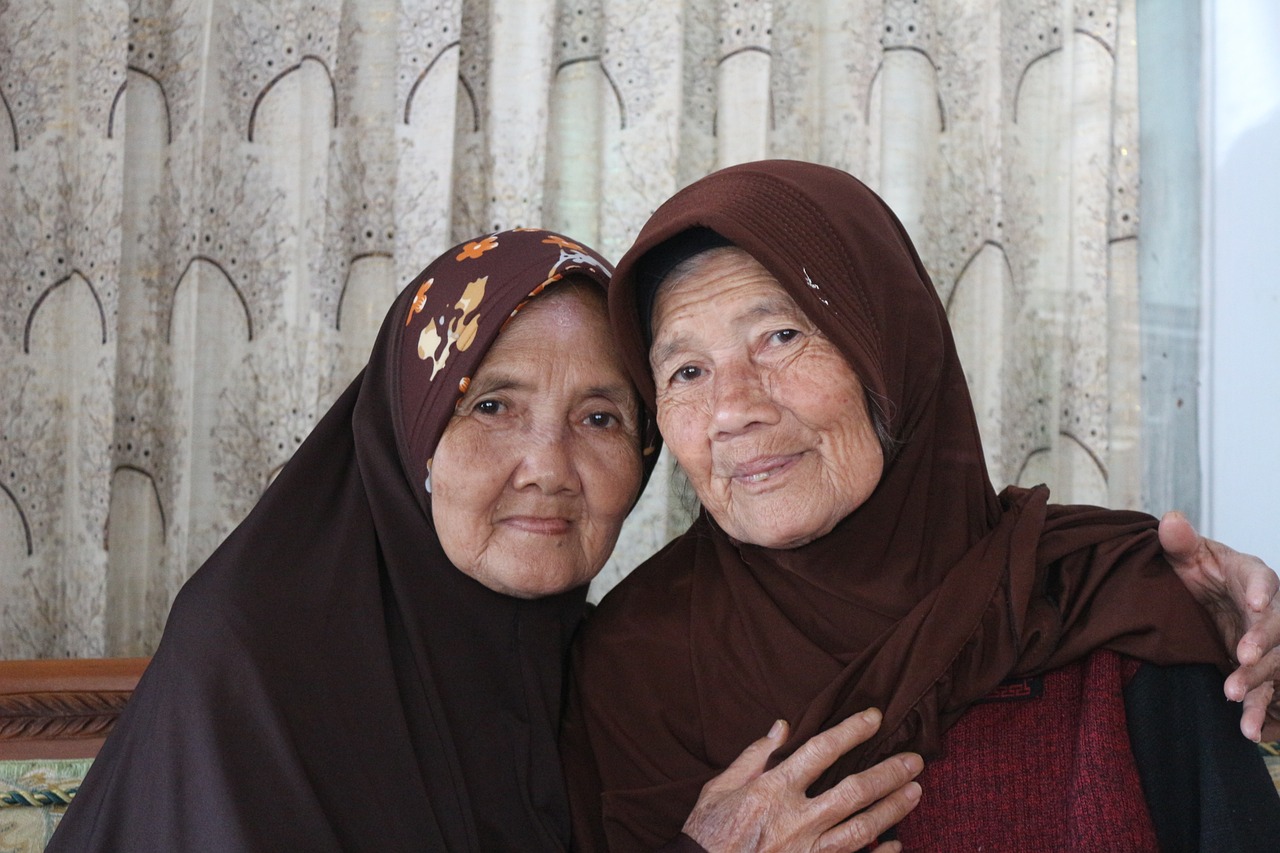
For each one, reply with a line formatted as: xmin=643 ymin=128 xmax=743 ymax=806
xmin=562 ymin=161 xmax=1280 ymax=850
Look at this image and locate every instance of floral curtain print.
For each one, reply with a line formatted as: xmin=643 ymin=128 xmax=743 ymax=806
xmin=1 ymin=0 xmax=1155 ymax=658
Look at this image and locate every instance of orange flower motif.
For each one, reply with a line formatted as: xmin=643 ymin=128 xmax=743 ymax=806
xmin=456 ymin=235 xmax=498 ymax=261
xmin=405 ymin=278 xmax=434 ymax=326
xmin=541 ymin=235 xmax=582 ymax=252
xmin=458 ymin=376 xmax=470 ymax=395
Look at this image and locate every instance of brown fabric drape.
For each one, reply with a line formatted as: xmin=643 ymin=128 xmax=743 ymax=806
xmin=562 ymin=161 xmax=1226 ymax=850
xmin=48 ymin=230 xmax=650 ymax=852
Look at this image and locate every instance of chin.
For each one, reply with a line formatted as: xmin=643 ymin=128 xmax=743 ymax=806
xmin=732 ymin=514 xmax=837 ymax=550
xmin=485 ymin=565 xmax=594 ymax=599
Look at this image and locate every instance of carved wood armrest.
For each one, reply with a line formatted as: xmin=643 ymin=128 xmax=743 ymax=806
xmin=0 ymin=658 xmax=149 ymax=760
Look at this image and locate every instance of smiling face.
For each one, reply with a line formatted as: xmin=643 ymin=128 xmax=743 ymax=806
xmin=649 ymin=247 xmax=884 ymax=549
xmin=430 ymin=283 xmax=643 ymax=598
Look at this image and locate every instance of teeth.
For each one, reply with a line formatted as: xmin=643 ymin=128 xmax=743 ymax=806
xmin=744 ymin=471 xmax=770 ymax=482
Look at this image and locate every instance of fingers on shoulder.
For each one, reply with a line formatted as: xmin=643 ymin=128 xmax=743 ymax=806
xmin=1245 ymin=563 xmax=1280 ymax=610
xmin=1157 ymin=511 xmax=1200 ymax=562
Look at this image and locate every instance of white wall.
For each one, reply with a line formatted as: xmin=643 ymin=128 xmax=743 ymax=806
xmin=1204 ymin=0 xmax=1280 ymax=566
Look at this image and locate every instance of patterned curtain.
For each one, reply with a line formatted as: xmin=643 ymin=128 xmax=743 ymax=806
xmin=1 ymin=0 xmax=1155 ymax=658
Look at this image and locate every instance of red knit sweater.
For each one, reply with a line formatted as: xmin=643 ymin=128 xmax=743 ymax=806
xmin=894 ymin=651 xmax=1158 ymax=851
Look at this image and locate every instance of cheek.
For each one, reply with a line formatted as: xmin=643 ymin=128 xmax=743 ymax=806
xmin=821 ymin=393 xmax=884 ymax=497
xmin=785 ymin=352 xmax=865 ymax=432
xmin=655 ymin=397 xmax=708 ymax=466
xmin=780 ymin=356 xmax=882 ymax=487
xmin=429 ymin=478 xmax=482 ymax=566
xmin=585 ymin=438 xmax=645 ymax=520
xmin=430 ymin=425 xmax=511 ymax=550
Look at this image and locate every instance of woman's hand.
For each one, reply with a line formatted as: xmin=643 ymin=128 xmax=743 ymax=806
xmin=1160 ymin=511 xmax=1280 ymax=741
xmin=681 ymin=709 xmax=922 ymax=853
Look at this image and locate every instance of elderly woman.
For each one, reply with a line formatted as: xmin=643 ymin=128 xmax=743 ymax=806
xmin=561 ymin=161 xmax=1280 ymax=851
xmin=47 ymin=229 xmax=923 ymax=851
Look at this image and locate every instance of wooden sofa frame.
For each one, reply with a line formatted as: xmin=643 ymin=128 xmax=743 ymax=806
xmin=0 ymin=658 xmax=148 ymax=761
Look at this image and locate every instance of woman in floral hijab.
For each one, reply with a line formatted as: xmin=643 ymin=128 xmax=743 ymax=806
xmin=50 ymin=229 xmax=653 ymax=850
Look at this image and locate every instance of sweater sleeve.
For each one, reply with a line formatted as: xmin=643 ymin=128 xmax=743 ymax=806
xmin=1125 ymin=661 xmax=1280 ymax=851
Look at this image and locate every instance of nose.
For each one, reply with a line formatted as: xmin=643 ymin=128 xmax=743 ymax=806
xmin=709 ymin=360 xmax=779 ymax=439
xmin=512 ymin=425 xmax=581 ymax=494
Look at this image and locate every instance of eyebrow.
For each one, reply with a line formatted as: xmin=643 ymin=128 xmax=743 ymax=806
xmin=465 ymin=371 xmax=636 ymax=410
xmin=585 ymin=383 xmax=640 ymax=411
xmin=462 ymin=373 xmax=525 ymax=398
xmin=648 ymin=335 xmax=689 ymax=372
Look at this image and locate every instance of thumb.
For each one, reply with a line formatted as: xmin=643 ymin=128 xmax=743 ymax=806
xmin=1158 ymin=510 xmax=1203 ymax=571
xmin=705 ymin=719 xmax=788 ymax=792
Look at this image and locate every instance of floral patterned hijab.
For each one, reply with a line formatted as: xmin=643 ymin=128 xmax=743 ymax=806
xmin=50 ymin=230 xmax=655 ymax=852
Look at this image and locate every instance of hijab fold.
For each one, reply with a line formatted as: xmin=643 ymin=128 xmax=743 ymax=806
xmin=50 ymin=229 xmax=648 ymax=852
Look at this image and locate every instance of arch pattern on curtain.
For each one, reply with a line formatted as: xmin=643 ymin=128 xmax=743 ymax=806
xmin=0 ymin=0 xmax=1163 ymax=657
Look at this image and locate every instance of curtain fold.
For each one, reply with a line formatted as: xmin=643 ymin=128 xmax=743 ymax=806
xmin=0 ymin=0 xmax=1166 ymax=658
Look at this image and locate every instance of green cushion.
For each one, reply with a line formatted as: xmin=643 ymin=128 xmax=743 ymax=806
xmin=0 ymin=758 xmax=93 ymax=853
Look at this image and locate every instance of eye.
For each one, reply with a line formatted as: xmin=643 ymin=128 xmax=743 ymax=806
xmin=769 ymin=328 xmax=800 ymax=345
xmin=474 ymin=399 xmax=504 ymax=415
xmin=673 ymin=365 xmax=703 ymax=383
xmin=584 ymin=411 xmax=617 ymax=429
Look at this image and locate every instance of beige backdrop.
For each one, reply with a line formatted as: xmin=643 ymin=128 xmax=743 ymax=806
xmin=1 ymin=0 xmax=1156 ymax=658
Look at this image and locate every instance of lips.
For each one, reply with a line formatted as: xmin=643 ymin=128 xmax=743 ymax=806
xmin=501 ymin=515 xmax=573 ymax=535
xmin=727 ymin=454 xmax=800 ymax=484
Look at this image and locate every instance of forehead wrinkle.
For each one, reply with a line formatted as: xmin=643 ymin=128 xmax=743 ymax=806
xmin=650 ymin=285 xmax=808 ymax=368
xmin=743 ymin=292 xmax=805 ymax=323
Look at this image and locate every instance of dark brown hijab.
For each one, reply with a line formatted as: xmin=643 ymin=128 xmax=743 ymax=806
xmin=562 ymin=161 xmax=1226 ymax=849
xmin=49 ymin=229 xmax=655 ymax=852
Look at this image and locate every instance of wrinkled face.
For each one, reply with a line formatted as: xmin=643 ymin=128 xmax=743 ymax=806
xmin=650 ymin=247 xmax=884 ymax=549
xmin=431 ymin=285 xmax=643 ymax=598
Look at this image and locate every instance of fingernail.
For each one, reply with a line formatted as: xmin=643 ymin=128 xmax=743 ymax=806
xmin=905 ymin=781 xmax=922 ymax=802
xmin=901 ymin=753 xmax=924 ymax=774
xmin=768 ymin=719 xmax=785 ymax=739
xmin=861 ymin=707 xmax=882 ymax=725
